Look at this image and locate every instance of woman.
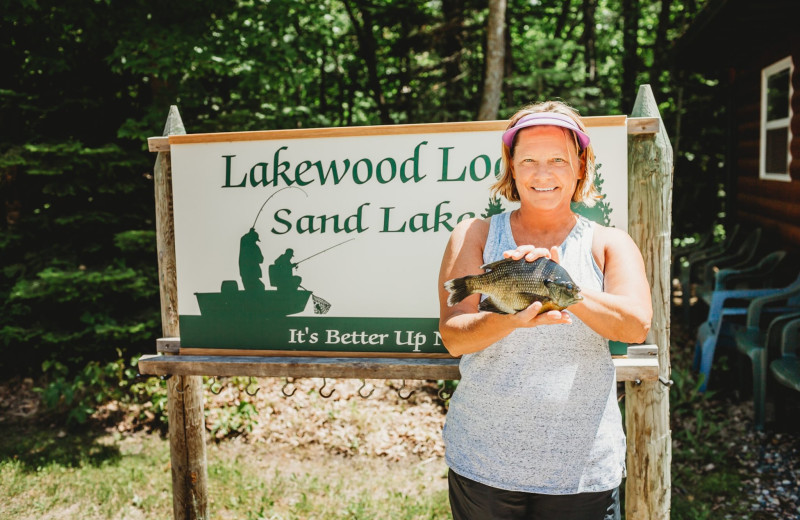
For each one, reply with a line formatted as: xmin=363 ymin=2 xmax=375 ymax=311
xmin=437 ymin=101 xmax=652 ymax=520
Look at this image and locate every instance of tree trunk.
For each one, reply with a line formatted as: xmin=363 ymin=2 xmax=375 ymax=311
xmin=621 ymin=0 xmax=640 ymax=113
xmin=625 ymin=85 xmax=673 ymax=520
xmin=503 ymin=0 xmax=514 ymax=108
xmin=650 ymin=0 xmax=673 ymax=97
xmin=440 ymin=0 xmax=466 ymax=121
xmin=478 ymin=0 xmax=507 ymax=121
xmin=582 ymin=0 xmax=597 ymax=85
xmin=342 ymin=0 xmax=393 ymax=124
xmin=553 ymin=0 xmax=574 ymax=41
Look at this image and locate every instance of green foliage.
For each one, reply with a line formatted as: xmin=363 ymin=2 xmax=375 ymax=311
xmin=33 ymin=354 xmax=170 ymax=428
xmin=35 ymin=356 xmax=131 ymax=426
xmin=1 ymin=0 xmax=720 ymax=379
xmin=206 ymin=401 xmax=259 ymax=440
xmin=668 ymin=365 xmax=749 ymax=518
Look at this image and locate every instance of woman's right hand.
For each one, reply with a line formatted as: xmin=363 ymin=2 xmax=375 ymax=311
xmin=502 ymin=244 xmax=560 ymax=263
xmin=513 ymin=300 xmax=573 ymax=324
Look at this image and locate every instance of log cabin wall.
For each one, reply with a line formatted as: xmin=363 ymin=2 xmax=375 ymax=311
xmin=673 ymin=0 xmax=800 ymax=268
xmin=731 ymin=40 xmax=800 ymax=258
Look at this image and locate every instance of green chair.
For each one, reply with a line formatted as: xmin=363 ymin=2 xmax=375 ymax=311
xmin=697 ymin=249 xmax=785 ymax=308
xmin=769 ymin=317 xmax=800 ymax=429
xmin=735 ymin=310 xmax=800 ymax=430
xmin=681 ymin=224 xmax=749 ymax=327
xmin=693 ymin=270 xmax=800 ymax=392
xmin=770 ymin=317 xmax=800 ymax=391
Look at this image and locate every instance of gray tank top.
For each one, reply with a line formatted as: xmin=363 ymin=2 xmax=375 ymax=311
xmin=443 ymin=212 xmax=625 ymax=494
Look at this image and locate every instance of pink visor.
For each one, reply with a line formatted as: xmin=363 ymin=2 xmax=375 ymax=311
xmin=501 ymin=112 xmax=591 ymax=151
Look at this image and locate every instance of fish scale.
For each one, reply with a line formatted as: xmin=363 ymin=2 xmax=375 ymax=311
xmin=444 ymin=257 xmax=582 ymax=315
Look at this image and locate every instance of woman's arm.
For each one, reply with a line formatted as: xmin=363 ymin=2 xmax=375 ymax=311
xmin=437 ymin=219 xmax=572 ymax=357
xmin=568 ymin=226 xmax=652 ymax=343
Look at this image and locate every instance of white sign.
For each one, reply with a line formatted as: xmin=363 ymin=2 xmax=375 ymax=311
xmin=169 ymin=118 xmax=627 ymax=355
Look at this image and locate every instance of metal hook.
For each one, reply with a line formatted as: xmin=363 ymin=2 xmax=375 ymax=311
xmin=396 ymin=379 xmax=415 ymax=400
xmin=437 ymin=385 xmax=451 ymax=401
xmin=319 ymin=378 xmax=335 ymax=398
xmin=173 ymin=377 xmax=188 ymax=395
xmin=358 ymin=379 xmax=375 ymax=399
xmin=659 ymin=376 xmax=674 ymax=388
xmin=208 ymin=377 xmax=223 ymax=395
xmin=281 ymin=377 xmax=297 ymax=397
xmin=245 ymin=377 xmax=260 ymax=396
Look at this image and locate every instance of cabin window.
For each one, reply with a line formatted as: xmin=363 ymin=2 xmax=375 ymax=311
xmin=760 ymin=56 xmax=793 ymax=181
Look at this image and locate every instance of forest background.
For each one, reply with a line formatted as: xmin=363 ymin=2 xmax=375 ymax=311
xmin=0 ymin=0 xmax=722 ymax=398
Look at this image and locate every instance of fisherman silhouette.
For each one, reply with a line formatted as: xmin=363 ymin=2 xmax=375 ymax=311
xmin=239 ymin=228 xmax=265 ymax=291
xmin=269 ymin=248 xmax=302 ymax=292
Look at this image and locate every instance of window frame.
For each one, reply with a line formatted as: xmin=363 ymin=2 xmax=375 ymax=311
xmin=759 ymin=56 xmax=794 ymax=182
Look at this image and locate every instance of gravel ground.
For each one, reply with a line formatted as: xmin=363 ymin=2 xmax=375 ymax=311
xmin=739 ymin=429 xmax=800 ymax=519
xmin=673 ymin=292 xmax=800 ymax=520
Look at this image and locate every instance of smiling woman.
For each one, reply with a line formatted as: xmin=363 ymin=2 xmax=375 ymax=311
xmin=437 ymin=100 xmax=652 ymax=520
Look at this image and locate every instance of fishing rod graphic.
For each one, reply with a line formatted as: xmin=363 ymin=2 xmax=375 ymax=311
xmin=251 ymin=186 xmax=308 ymax=229
xmin=292 ymin=238 xmax=356 ymax=267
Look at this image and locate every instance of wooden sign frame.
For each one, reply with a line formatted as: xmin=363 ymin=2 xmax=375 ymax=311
xmin=138 ymin=88 xmax=671 ymax=520
xmin=156 ymin=115 xmax=632 ymax=358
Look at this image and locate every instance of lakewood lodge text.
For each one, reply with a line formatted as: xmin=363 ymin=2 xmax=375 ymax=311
xmin=222 ymin=142 xmax=503 ymax=189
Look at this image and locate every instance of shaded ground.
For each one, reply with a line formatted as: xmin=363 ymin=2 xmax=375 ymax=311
xmin=2 ymin=315 xmax=799 ymax=518
xmin=669 ymin=300 xmax=800 ymax=520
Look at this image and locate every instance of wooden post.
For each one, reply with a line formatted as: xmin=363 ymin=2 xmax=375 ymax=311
xmin=625 ymin=85 xmax=673 ymax=519
xmin=154 ymin=106 xmax=209 ymax=520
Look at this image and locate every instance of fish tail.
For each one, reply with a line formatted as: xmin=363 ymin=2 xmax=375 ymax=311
xmin=444 ymin=276 xmax=475 ymax=307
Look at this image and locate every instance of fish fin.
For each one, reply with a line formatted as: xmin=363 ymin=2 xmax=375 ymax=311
xmin=478 ymin=298 xmax=509 ymax=315
xmin=479 ymin=258 xmax=514 ymax=271
xmin=538 ymin=301 xmax=563 ymax=314
xmin=444 ymin=276 xmax=473 ymax=307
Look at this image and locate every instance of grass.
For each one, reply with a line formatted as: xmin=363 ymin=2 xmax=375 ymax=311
xmin=0 ymin=424 xmax=451 ymax=520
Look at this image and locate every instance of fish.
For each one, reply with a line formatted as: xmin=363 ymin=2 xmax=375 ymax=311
xmin=444 ymin=257 xmax=583 ymax=315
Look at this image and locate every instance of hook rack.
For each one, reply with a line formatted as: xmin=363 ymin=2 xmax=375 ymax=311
xmin=244 ymin=377 xmax=260 ymax=396
xmin=357 ymin=379 xmax=375 ymax=399
xmin=208 ymin=377 xmax=224 ymax=395
xmin=396 ymin=379 xmax=414 ymax=400
xmin=319 ymin=378 xmax=336 ymax=398
xmin=281 ymin=377 xmax=297 ymax=397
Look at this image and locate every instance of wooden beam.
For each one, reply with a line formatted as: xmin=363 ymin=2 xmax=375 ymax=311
xmin=627 ymin=116 xmax=660 ymax=135
xmin=154 ymin=107 xmax=209 ymax=520
xmin=138 ymin=350 xmax=659 ymax=382
xmin=157 ymin=337 xmax=181 ymax=354
xmin=626 ymin=85 xmax=673 ymax=520
xmin=148 ymin=136 xmax=170 ymax=153
xmin=146 ymin=116 xmax=627 ymax=150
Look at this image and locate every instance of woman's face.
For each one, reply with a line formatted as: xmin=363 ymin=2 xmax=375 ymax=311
xmin=511 ymin=125 xmax=584 ymax=213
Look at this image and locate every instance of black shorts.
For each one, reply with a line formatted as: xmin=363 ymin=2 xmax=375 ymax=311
xmin=448 ymin=470 xmax=620 ymax=520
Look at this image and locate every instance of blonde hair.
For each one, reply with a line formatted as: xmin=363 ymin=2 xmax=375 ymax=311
xmin=492 ymin=100 xmax=599 ymax=207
